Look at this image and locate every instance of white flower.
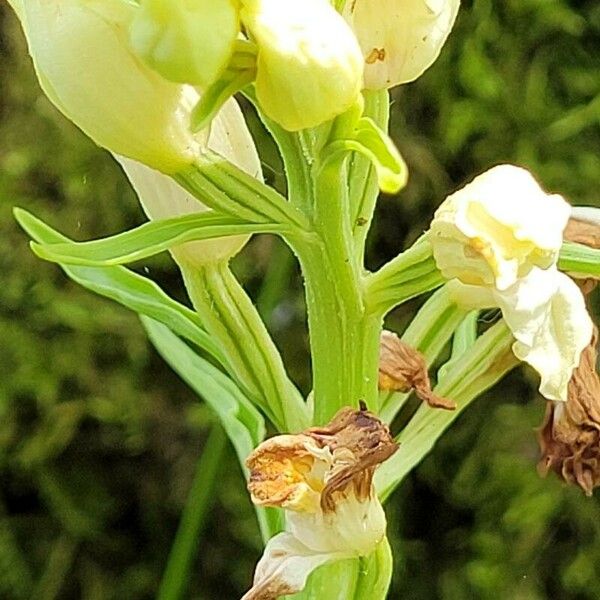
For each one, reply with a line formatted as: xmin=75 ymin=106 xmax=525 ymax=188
xmin=116 ymin=97 xmax=263 ymax=266
xmin=9 ymin=0 xmax=198 ymax=173
xmin=240 ymin=0 xmax=363 ymax=131
xmin=434 ymin=165 xmax=593 ymax=402
xmin=242 ymin=407 xmax=397 ymax=600
xmin=343 ymin=0 xmax=460 ymax=89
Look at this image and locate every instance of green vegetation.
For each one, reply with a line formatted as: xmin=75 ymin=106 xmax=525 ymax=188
xmin=1 ymin=1 xmax=599 ymax=598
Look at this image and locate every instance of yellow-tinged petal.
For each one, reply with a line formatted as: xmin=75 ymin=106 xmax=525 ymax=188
xmin=129 ymin=0 xmax=239 ymax=87
xmin=115 ymin=97 xmax=262 ymax=266
xmin=12 ymin=0 xmax=198 ymax=173
xmin=343 ymin=0 xmax=460 ymax=89
xmin=241 ymin=0 xmax=363 ymax=130
xmin=431 ymin=165 xmax=571 ymax=291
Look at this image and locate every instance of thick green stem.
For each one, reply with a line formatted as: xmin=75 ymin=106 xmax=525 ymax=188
xmin=181 ymin=261 xmax=309 ymax=432
xmin=158 ymin=426 xmax=226 ymax=600
xmin=291 ymin=154 xmax=381 ymax=424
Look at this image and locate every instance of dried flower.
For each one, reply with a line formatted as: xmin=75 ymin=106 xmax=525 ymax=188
xmin=378 ymin=330 xmax=455 ymax=410
xmin=243 ymin=406 xmax=398 ymax=599
xmin=538 ymin=327 xmax=600 ymax=495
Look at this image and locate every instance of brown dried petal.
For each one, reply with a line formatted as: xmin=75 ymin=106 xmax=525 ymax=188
xmin=378 ymin=330 xmax=456 ymax=410
xmin=307 ymin=405 xmax=398 ymax=512
xmin=246 ymin=434 xmax=321 ymax=511
xmin=246 ymin=406 xmax=399 ymax=514
xmin=538 ymin=327 xmax=600 ymax=495
xmin=564 ymin=218 xmax=600 ymax=250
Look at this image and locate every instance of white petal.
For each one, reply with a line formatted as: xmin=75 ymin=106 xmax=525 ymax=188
xmin=571 ymin=206 xmax=600 ymax=227
xmin=241 ymin=533 xmax=348 ymax=600
xmin=494 ymin=269 xmax=593 ymax=401
xmin=446 ymin=279 xmax=496 ymax=309
xmin=286 ymin=494 xmax=386 ymax=555
xmin=344 ymin=0 xmax=460 ymax=89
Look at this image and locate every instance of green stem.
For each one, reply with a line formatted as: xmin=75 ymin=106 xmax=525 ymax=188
xmin=379 ymin=286 xmax=469 ymax=424
xmin=349 ymin=90 xmax=390 ymax=260
xmin=375 ymin=320 xmax=519 ymax=501
xmin=181 ymin=261 xmax=309 ymax=432
xmin=291 ymin=152 xmax=381 ymax=424
xmin=158 ymin=426 xmax=226 ymax=600
xmin=365 ymin=235 xmax=445 ymax=316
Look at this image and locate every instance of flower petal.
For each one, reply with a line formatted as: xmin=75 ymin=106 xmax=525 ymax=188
xmin=494 ymin=269 xmax=593 ymax=401
xmin=241 ymin=532 xmax=348 ymax=600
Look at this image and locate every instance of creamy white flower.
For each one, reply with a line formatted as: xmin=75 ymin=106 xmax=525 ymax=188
xmin=431 ymin=165 xmax=571 ymax=291
xmin=343 ymin=0 xmax=460 ymax=89
xmin=433 ymin=165 xmax=593 ymax=402
xmin=242 ymin=407 xmax=397 ymax=600
xmin=240 ymin=0 xmax=363 ymax=131
xmin=9 ymin=0 xmax=198 ymax=173
xmin=116 ymin=97 xmax=262 ymax=266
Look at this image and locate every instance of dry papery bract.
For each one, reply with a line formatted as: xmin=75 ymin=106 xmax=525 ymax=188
xmin=378 ymin=330 xmax=455 ymax=410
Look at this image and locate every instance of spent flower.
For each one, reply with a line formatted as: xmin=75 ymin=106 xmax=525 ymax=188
xmin=242 ymin=406 xmax=398 ymax=599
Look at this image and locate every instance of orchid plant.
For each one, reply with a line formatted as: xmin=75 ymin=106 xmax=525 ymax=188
xmin=8 ymin=0 xmax=600 ymax=598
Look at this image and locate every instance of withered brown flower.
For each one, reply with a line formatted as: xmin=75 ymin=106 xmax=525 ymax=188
xmin=538 ymin=326 xmax=600 ymax=495
xmin=242 ymin=406 xmax=398 ymax=600
xmin=378 ymin=330 xmax=455 ymax=410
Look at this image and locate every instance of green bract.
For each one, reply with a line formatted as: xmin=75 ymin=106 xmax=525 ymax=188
xmin=130 ymin=0 xmax=240 ymax=87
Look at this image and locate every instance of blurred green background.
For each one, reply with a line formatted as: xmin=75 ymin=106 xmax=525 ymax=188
xmin=1 ymin=0 xmax=600 ymax=598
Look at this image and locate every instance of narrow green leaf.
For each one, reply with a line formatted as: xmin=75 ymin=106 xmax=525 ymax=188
xmin=142 ymin=316 xmax=265 ymax=463
xmin=158 ymin=426 xmax=226 ymax=600
xmin=559 ymin=241 xmax=600 ymax=277
xmin=141 ymin=317 xmax=280 ymax=541
xmin=376 ymin=321 xmax=518 ymax=502
xmin=28 ymin=211 xmax=283 ymax=266
xmin=14 ymin=208 xmax=226 ymax=366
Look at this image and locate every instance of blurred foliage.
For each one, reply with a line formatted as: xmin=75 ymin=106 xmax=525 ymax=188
xmin=1 ymin=0 xmax=600 ymax=599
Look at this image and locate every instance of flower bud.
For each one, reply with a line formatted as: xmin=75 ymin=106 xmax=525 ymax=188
xmin=240 ymin=0 xmax=363 ymax=131
xmin=343 ymin=0 xmax=460 ymax=89
xmin=116 ymin=97 xmax=262 ymax=266
xmin=10 ymin=0 xmax=198 ymax=173
xmin=129 ymin=0 xmax=240 ymax=87
xmin=431 ymin=165 xmax=571 ymax=291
